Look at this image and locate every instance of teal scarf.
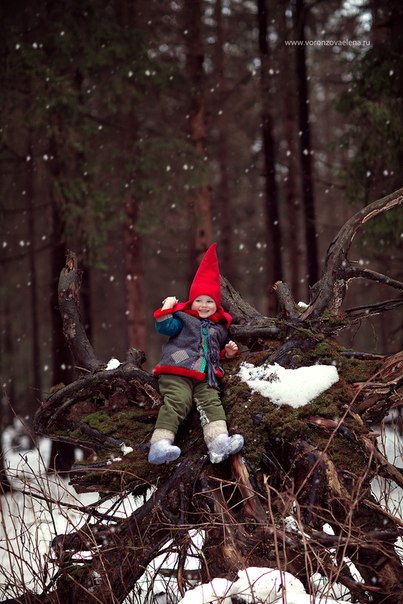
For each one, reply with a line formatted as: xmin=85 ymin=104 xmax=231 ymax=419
xmin=201 ymin=319 xmax=223 ymax=387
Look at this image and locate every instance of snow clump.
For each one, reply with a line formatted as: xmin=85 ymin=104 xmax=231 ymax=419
xmin=106 ymin=357 xmax=121 ymax=370
xmin=238 ymin=362 xmax=339 ymax=408
xmin=178 ymin=566 xmax=351 ymax=603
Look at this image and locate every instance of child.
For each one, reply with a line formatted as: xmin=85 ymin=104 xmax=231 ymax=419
xmin=148 ymin=243 xmax=244 ymax=465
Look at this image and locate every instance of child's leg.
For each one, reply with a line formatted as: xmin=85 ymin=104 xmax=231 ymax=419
xmin=148 ymin=375 xmax=193 ymax=465
xmin=193 ymin=380 xmax=244 ymax=463
xmin=155 ymin=374 xmax=194 ymax=432
xmin=192 ymin=380 xmax=227 ymax=425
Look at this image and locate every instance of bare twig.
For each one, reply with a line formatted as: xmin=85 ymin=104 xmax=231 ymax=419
xmin=299 ymin=187 xmax=403 ymax=320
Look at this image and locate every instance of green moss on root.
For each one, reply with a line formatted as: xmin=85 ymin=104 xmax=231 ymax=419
xmin=222 ymin=344 xmax=375 ymax=476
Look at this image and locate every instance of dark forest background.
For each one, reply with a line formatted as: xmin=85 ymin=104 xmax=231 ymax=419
xmin=1 ymin=0 xmax=402 ymax=428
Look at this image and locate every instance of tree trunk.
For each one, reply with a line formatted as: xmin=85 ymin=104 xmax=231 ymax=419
xmin=184 ymin=0 xmax=213 ymax=260
xmin=29 ymin=189 xmax=403 ymax=603
xmin=124 ymin=196 xmax=147 ymax=351
xmin=27 ymin=141 xmax=42 ymax=412
xmin=294 ymin=0 xmax=319 ymax=286
xmin=115 ymin=0 xmax=147 ymax=353
xmin=47 ymin=204 xmax=75 ymax=474
xmin=257 ymin=0 xmax=283 ymax=314
xmin=279 ymin=3 xmax=303 ymax=302
xmin=214 ymin=0 xmax=235 ymax=283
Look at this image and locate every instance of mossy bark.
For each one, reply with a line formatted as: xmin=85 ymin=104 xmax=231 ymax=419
xmin=31 ymin=191 xmax=403 ymax=603
xmin=33 ymin=334 xmax=402 ymax=603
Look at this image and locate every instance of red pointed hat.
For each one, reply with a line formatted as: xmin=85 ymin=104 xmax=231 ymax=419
xmin=189 ymin=243 xmax=222 ymax=305
xmin=173 ymin=242 xmax=232 ymax=326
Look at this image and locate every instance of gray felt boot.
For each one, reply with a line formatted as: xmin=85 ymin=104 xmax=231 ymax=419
xmin=203 ymin=420 xmax=244 ymax=464
xmin=148 ymin=429 xmax=181 ymax=465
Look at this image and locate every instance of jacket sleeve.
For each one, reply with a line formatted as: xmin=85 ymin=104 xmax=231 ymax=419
xmin=154 ymin=308 xmax=183 ymax=337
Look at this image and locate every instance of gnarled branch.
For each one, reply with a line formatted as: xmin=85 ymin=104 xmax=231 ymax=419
xmin=58 ymin=251 xmax=103 ymax=372
xmin=299 ymin=187 xmax=403 ymax=320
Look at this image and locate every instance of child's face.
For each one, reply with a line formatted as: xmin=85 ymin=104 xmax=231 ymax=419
xmin=191 ymin=295 xmax=217 ymax=318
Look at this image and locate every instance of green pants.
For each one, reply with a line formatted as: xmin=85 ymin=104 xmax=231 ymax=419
xmin=155 ymin=374 xmax=227 ymax=434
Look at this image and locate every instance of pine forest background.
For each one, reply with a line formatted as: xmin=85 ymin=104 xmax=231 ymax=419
xmin=1 ymin=0 xmax=402 ymax=431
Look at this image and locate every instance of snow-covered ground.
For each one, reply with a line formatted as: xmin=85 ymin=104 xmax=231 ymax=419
xmin=1 ymin=362 xmax=401 ymax=602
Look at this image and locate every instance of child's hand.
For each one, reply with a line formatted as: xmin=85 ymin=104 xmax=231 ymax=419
xmin=225 ymin=340 xmax=239 ymax=359
xmin=161 ymin=296 xmax=178 ymax=310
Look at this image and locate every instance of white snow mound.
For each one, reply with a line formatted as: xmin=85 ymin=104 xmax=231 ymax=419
xmin=178 ymin=567 xmax=350 ymax=604
xmin=238 ymin=362 xmax=339 ymax=408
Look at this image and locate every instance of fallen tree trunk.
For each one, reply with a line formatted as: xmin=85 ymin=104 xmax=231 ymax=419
xmin=28 ymin=189 xmax=403 ymax=603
